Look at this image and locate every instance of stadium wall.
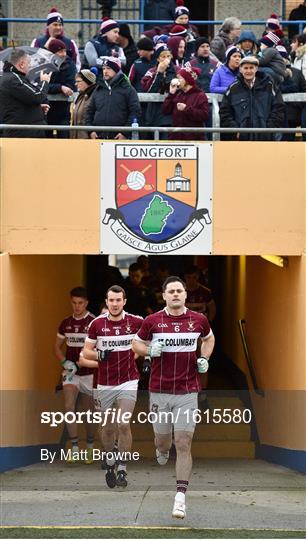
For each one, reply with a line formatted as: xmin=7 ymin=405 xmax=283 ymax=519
xmin=219 ymin=254 xmax=306 ymax=472
xmin=0 ymin=140 xmax=304 ymax=255
xmin=0 ymin=139 xmax=305 ymax=472
xmin=0 ymin=253 xmax=84 ymax=471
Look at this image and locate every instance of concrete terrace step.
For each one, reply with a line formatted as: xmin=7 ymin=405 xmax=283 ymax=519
xmin=131 ymin=420 xmax=252 ymax=441
xmin=133 ymin=440 xmax=255 ymax=459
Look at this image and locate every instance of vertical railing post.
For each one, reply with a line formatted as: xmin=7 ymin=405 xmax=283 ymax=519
xmin=211 ymin=96 xmax=220 ymax=142
xmin=139 ymin=0 xmax=146 ymax=35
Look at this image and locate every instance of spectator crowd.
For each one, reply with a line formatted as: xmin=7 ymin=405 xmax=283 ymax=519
xmin=0 ymin=1 xmax=306 ymax=141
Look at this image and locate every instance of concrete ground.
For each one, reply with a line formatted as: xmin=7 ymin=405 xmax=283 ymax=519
xmin=1 ymin=458 xmax=306 ymax=531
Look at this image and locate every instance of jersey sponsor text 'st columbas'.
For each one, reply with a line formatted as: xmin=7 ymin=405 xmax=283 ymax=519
xmin=134 ymin=308 xmax=212 ymax=394
xmin=57 ymin=312 xmax=95 ymax=376
xmin=86 ymin=311 xmax=143 ymax=386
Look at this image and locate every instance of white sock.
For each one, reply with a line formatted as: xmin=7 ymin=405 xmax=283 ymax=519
xmin=106 ymin=451 xmax=115 ymax=467
xmin=175 ymin=492 xmax=185 ymax=503
xmin=72 ymin=445 xmax=79 ymax=453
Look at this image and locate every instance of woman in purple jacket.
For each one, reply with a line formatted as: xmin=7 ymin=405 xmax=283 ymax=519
xmin=209 ymin=45 xmax=242 ymax=94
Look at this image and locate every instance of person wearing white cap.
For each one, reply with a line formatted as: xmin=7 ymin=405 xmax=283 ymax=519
xmin=219 ymin=56 xmax=285 ymax=141
xmin=84 ymin=17 xmax=126 ymax=78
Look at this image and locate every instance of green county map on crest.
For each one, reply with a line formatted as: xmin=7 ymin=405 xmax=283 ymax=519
xmin=140 ymin=195 xmax=174 ymax=235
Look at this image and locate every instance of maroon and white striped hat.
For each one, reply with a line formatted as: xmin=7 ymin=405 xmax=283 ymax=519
xmin=260 ymin=31 xmax=280 ymax=47
xmin=175 ymin=0 xmax=189 ymax=18
xmin=169 ymin=25 xmax=188 ymax=37
xmin=100 ymin=17 xmax=119 ymax=35
xmin=266 ymin=13 xmax=281 ymax=30
xmin=47 ymin=7 xmax=63 ymax=26
xmin=102 ymin=56 xmax=122 ymax=73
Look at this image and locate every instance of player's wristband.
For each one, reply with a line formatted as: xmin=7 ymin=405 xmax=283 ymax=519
xmin=142 ymin=356 xmax=151 ymax=374
xmin=97 ymin=349 xmax=113 ymax=362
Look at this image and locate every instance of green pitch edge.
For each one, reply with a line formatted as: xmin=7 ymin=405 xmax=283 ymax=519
xmin=1 ymin=527 xmax=305 ymax=539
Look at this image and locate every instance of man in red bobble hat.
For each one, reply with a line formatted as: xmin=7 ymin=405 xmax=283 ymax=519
xmin=162 ymin=63 xmax=209 ymax=140
xmin=31 ymin=7 xmax=81 ymax=70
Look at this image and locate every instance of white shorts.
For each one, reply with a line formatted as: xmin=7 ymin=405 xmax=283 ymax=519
xmin=149 ymin=392 xmax=198 ymax=434
xmin=93 ymin=379 xmax=138 ymax=412
xmin=62 ymin=373 xmax=93 ymax=396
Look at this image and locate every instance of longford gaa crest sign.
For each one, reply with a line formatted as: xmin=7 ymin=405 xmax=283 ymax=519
xmin=100 ymin=143 xmax=213 ymax=254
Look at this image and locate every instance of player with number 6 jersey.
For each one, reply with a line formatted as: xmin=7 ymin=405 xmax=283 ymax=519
xmin=132 ymin=276 xmax=215 ymax=520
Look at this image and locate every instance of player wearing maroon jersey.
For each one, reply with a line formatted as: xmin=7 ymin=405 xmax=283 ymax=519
xmin=54 ymin=287 xmax=96 ymax=464
xmin=132 ymin=276 xmax=215 ymax=520
xmin=184 ymin=266 xmax=216 ymax=321
xmin=80 ymin=285 xmax=143 ymax=489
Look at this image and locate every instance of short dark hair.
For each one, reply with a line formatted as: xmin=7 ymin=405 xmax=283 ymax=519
xmin=129 ymin=262 xmax=142 ymax=273
xmin=10 ymin=49 xmax=27 ymax=66
xmin=70 ymin=286 xmax=88 ymax=299
xmin=106 ymin=285 xmax=126 ymax=299
xmin=162 ymin=275 xmax=186 ymax=292
xmin=293 ymin=33 xmax=306 ymax=46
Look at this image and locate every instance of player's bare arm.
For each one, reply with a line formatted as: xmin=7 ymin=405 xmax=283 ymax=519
xmin=200 ymin=333 xmax=215 ymax=359
xmin=54 ymin=336 xmax=66 ymax=362
xmin=82 ymin=341 xmax=99 ymax=367
xmin=78 ymin=354 xmax=99 ymax=370
xmin=132 ymin=338 xmax=149 ymax=357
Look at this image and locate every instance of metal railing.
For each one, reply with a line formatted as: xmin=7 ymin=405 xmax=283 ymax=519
xmin=44 ymin=91 xmax=306 ymax=141
xmin=1 ymin=124 xmax=306 ymax=139
xmin=1 ymin=17 xmax=306 ymax=36
xmin=238 ymin=319 xmax=264 ymax=397
xmin=2 ymin=17 xmax=306 ymax=28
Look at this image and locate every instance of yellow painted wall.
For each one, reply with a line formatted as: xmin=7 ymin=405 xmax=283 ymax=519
xmin=245 ymin=256 xmax=305 ymax=391
xmin=219 ymin=256 xmax=247 ymax=373
xmin=219 ymin=254 xmax=306 ymax=451
xmin=0 ymin=253 xmax=84 ymax=446
xmin=0 ymin=138 xmax=305 ymax=454
xmin=0 ymin=140 xmax=305 ymax=255
xmin=245 ymin=255 xmax=306 ymax=450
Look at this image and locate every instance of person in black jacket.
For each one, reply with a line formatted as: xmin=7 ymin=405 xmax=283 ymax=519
xmin=277 ymin=45 xmax=306 ymax=141
xmin=85 ymin=56 xmax=141 ymax=140
xmin=219 ymin=56 xmax=285 ymax=141
xmin=118 ymin=23 xmax=138 ymax=76
xmin=190 ymin=37 xmax=218 ymax=93
xmin=288 ymin=1 xmax=306 ymax=40
xmin=45 ymin=39 xmax=76 ymax=138
xmin=0 ymin=48 xmax=51 ymax=138
xmin=144 ymin=0 xmax=176 ymax=31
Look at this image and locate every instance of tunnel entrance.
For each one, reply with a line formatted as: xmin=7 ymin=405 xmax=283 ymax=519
xmin=85 ymin=254 xmax=246 ymax=393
